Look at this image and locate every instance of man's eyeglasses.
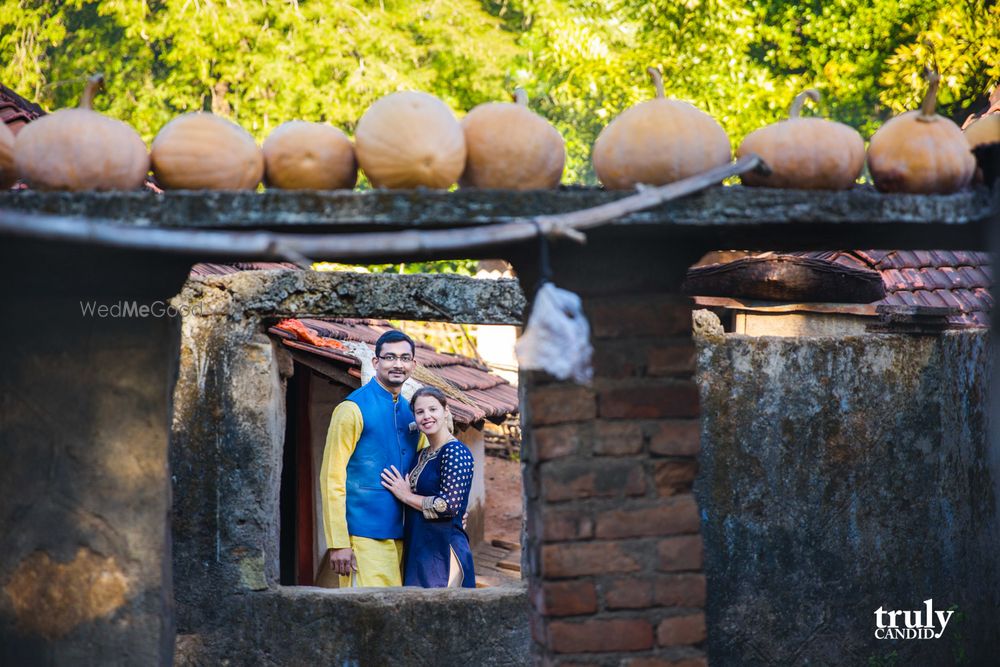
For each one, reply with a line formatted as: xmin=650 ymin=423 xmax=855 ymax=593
xmin=378 ymin=354 xmax=414 ymax=363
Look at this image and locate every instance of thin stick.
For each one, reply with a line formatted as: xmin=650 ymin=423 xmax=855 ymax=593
xmin=0 ymin=155 xmax=766 ymax=263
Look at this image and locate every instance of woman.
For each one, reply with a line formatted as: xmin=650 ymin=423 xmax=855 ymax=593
xmin=380 ymin=386 xmax=476 ymax=588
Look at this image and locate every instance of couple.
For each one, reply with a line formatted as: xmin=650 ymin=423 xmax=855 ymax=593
xmin=319 ymin=329 xmax=476 ymax=588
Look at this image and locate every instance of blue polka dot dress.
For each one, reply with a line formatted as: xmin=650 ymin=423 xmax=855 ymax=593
xmin=402 ymin=439 xmax=476 ymax=588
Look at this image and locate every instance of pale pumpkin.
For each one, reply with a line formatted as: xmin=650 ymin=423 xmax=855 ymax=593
xmin=738 ymin=89 xmax=864 ymax=190
xmin=354 ymin=91 xmax=466 ymax=189
xmin=459 ymin=88 xmax=565 ymax=189
xmin=592 ymin=67 xmax=730 ymax=190
xmin=151 ymin=112 xmax=263 ymax=190
xmin=0 ymin=121 xmax=15 ymax=188
xmin=964 ymin=113 xmax=1000 ymax=151
xmin=262 ymin=121 xmax=357 ymax=190
xmin=868 ymin=72 xmax=975 ymax=194
xmin=14 ymin=74 xmax=149 ymax=191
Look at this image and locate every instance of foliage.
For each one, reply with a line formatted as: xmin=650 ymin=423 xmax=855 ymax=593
xmin=1 ymin=0 xmax=996 ymax=189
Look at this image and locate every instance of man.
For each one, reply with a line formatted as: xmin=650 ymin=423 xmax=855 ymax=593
xmin=319 ymin=329 xmax=421 ymax=587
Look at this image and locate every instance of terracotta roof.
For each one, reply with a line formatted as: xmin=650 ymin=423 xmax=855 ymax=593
xmin=268 ymin=318 xmax=518 ymax=428
xmin=190 ymin=262 xmax=300 ymax=276
xmin=0 ymin=83 xmax=45 ymax=128
xmin=790 ymin=250 xmax=992 ymax=327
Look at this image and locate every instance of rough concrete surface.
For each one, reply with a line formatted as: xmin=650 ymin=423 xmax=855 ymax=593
xmin=175 ymin=585 xmax=529 ymax=666
xmin=695 ymin=331 xmax=998 ymax=666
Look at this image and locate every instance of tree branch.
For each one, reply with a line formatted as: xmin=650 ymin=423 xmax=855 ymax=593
xmin=0 ymin=155 xmax=766 ymax=264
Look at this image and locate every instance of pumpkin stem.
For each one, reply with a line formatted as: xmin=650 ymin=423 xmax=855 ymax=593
xmin=789 ymin=89 xmax=821 ymax=119
xmin=918 ymin=70 xmax=940 ymax=122
xmin=514 ymin=88 xmax=529 ymax=106
xmin=79 ymin=74 xmax=105 ymax=110
xmin=646 ymin=67 xmax=665 ymax=99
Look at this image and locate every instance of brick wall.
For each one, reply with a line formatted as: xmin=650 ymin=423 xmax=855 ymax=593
xmin=522 ymin=292 xmax=706 ymax=666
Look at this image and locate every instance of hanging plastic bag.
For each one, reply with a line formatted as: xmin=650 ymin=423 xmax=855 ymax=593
xmin=515 ymin=282 xmax=593 ymax=384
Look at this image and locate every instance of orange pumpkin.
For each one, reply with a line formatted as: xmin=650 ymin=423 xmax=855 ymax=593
xmin=14 ymin=75 xmax=148 ymax=191
xmin=592 ymin=67 xmax=730 ymax=190
xmin=459 ymin=88 xmax=565 ymax=189
xmin=151 ymin=112 xmax=264 ymax=190
xmin=263 ymin=121 xmax=357 ymax=190
xmin=0 ymin=121 xmax=15 ymax=188
xmin=738 ymin=89 xmax=864 ymax=190
xmin=868 ymin=72 xmax=975 ymax=194
xmin=964 ymin=113 xmax=999 ymax=151
xmin=354 ymin=91 xmax=466 ymax=189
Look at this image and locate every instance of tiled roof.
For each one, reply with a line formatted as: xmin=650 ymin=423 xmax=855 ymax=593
xmin=269 ymin=318 xmax=518 ymax=427
xmin=190 ymin=262 xmax=300 ymax=276
xmin=0 ymin=83 xmax=45 ymax=128
xmin=791 ymin=251 xmax=992 ymax=327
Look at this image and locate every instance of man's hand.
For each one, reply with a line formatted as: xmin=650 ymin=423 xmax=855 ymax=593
xmin=462 ymin=510 xmax=469 ymax=530
xmin=329 ymin=547 xmax=357 ymax=577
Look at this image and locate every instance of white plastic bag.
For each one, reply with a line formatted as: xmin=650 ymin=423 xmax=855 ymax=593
xmin=515 ymin=282 xmax=593 ymax=384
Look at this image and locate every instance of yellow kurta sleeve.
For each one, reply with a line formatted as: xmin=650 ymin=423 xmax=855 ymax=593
xmin=319 ymin=401 xmax=363 ymax=549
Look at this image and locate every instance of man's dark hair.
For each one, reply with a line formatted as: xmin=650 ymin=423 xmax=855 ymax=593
xmin=375 ymin=329 xmax=415 ymax=358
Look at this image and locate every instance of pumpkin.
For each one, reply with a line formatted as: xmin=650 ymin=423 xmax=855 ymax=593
xmin=354 ymin=91 xmax=466 ymax=189
xmin=737 ymin=89 xmax=864 ymax=190
xmin=592 ymin=67 xmax=730 ymax=190
xmin=964 ymin=111 xmax=1000 ymax=187
xmin=867 ymin=71 xmax=975 ymax=194
xmin=964 ymin=112 xmax=1000 ymax=150
xmin=151 ymin=112 xmax=263 ymax=190
xmin=14 ymin=74 xmax=148 ymax=191
xmin=459 ymin=88 xmax=565 ymax=189
xmin=262 ymin=121 xmax=357 ymax=190
xmin=0 ymin=121 xmax=15 ymax=188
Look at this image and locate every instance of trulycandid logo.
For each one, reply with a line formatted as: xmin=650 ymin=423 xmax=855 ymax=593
xmin=874 ymin=599 xmax=954 ymax=639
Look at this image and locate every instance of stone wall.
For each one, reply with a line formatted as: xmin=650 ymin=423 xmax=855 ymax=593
xmin=696 ymin=331 xmax=999 ymax=666
xmin=170 ymin=270 xmax=531 ymax=665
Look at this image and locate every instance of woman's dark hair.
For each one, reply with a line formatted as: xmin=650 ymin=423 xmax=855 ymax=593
xmin=375 ymin=329 xmax=415 ymax=357
xmin=410 ymin=386 xmax=448 ymax=410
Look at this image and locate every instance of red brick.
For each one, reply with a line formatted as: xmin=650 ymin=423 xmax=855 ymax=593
xmin=647 ymin=341 xmax=697 ymax=377
xmin=653 ymin=460 xmax=698 ymax=497
xmin=625 ymin=656 xmax=707 ymax=667
xmin=657 ymin=535 xmax=703 ymax=572
xmin=534 ymin=580 xmax=599 ymax=617
xmin=549 ymin=618 xmax=655 ymax=653
xmin=605 ymin=574 xmax=707 ymax=610
xmin=599 ymin=381 xmax=700 ymax=419
xmin=594 ymin=421 xmax=644 ymax=456
xmin=604 ymin=576 xmax=655 ymax=610
xmin=654 ymin=574 xmax=706 ymax=608
xmin=595 ymin=496 xmax=701 ymax=539
xmin=529 ymin=385 xmax=597 ymax=426
xmin=648 ymin=420 xmax=700 ymax=457
xmin=534 ymin=424 xmax=586 ymax=461
xmin=543 ymin=509 xmax=595 ymax=542
xmin=657 ymin=614 xmax=706 ymax=647
xmin=541 ymin=460 xmax=646 ymax=502
xmin=592 ymin=339 xmax=648 ymax=378
xmin=542 ymin=541 xmax=641 ymax=577
xmin=588 ymin=295 xmax=693 ymax=339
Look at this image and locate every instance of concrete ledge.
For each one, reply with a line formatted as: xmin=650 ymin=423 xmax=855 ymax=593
xmin=178 ymin=270 xmax=526 ymax=324
xmin=175 ymin=584 xmax=530 ymax=666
